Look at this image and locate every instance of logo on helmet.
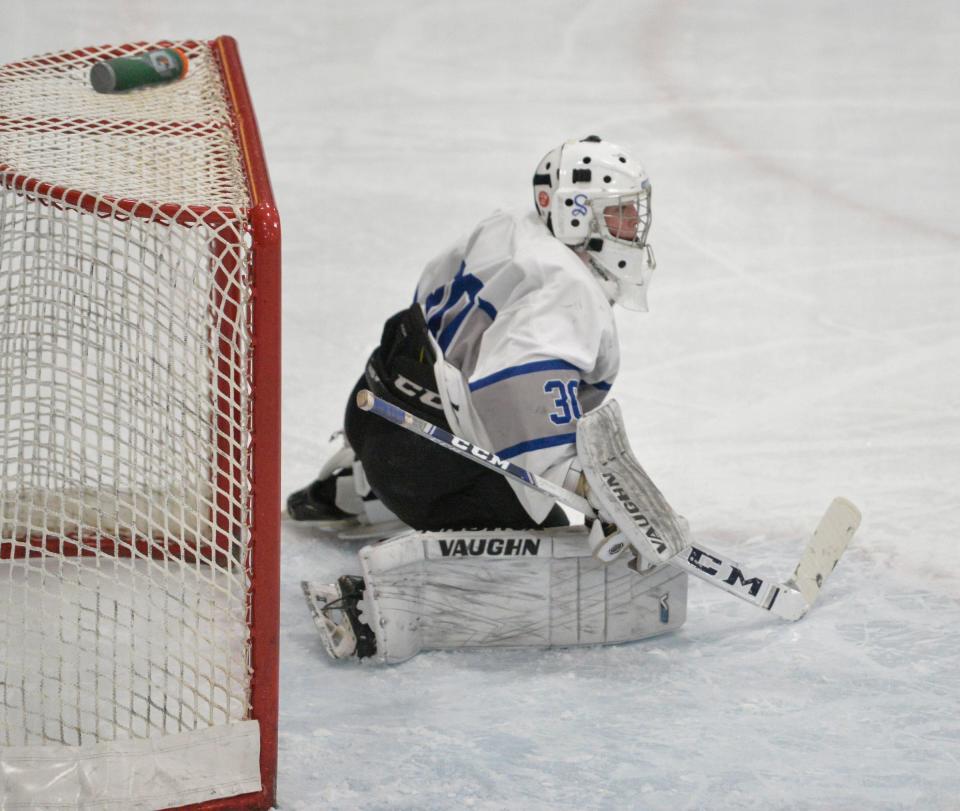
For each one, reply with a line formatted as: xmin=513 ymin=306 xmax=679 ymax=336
xmin=537 ymin=190 xmax=550 ymax=209
xmin=572 ymin=194 xmax=589 ymax=217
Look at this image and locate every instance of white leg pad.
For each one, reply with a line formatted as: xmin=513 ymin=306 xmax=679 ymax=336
xmin=357 ymin=526 xmax=687 ymax=664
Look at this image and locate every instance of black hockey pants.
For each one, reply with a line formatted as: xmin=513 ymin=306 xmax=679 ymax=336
xmin=344 ymin=304 xmax=568 ymax=531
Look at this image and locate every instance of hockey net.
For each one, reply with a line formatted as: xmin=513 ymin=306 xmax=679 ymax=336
xmin=0 ymin=37 xmax=280 ymax=811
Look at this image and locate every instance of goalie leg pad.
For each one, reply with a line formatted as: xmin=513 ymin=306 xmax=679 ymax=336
xmin=357 ymin=526 xmax=687 ymax=664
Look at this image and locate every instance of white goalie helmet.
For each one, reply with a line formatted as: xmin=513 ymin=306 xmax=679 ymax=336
xmin=533 ymin=135 xmax=656 ymax=311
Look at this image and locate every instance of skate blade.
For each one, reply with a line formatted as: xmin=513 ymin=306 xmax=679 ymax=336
xmin=281 ymin=507 xmax=362 ymax=530
xmin=330 ymin=519 xmax=409 ymax=541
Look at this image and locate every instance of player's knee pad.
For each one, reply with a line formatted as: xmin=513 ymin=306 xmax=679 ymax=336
xmin=357 ymin=526 xmax=687 ymax=664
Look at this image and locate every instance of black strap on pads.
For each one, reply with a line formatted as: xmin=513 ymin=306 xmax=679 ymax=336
xmin=364 ymin=303 xmax=447 ymax=424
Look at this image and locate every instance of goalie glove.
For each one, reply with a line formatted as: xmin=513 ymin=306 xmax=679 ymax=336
xmin=569 ymin=469 xmax=630 ymax=562
xmin=587 ymin=518 xmax=631 ymax=562
xmin=577 ymin=467 xmax=689 ymax=568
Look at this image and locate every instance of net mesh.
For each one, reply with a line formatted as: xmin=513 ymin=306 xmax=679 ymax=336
xmin=0 ymin=40 xmax=255 ymax=747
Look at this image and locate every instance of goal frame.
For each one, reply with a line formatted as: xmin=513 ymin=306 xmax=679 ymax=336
xmin=0 ymin=36 xmax=281 ymax=811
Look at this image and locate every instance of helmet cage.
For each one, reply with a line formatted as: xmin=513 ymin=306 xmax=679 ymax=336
xmin=588 ymin=185 xmax=652 ymax=249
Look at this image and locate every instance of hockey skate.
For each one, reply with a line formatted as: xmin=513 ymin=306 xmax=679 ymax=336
xmin=301 ymin=576 xmax=377 ymax=660
xmin=286 ymin=432 xmax=408 ymax=540
xmin=286 ymin=475 xmax=354 ymax=523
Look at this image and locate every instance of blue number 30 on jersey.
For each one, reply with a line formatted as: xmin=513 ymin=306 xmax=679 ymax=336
xmin=544 ymin=379 xmax=582 ymax=425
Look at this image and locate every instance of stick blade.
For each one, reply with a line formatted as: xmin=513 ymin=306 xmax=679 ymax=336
xmin=787 ymin=497 xmax=862 ymax=612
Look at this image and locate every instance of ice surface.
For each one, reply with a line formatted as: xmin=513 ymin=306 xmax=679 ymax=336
xmin=3 ymin=1 xmax=960 ymax=808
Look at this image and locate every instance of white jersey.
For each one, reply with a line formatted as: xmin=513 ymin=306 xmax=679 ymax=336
xmin=414 ymin=209 xmax=620 ymax=522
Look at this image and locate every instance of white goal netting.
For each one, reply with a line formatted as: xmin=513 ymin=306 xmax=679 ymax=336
xmin=0 ymin=39 xmax=275 ymax=809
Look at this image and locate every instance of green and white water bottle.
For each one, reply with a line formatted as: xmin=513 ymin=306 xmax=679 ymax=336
xmin=90 ymin=48 xmax=189 ymax=93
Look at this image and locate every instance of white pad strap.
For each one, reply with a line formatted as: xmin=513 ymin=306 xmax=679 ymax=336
xmin=357 ymin=526 xmax=687 ymax=664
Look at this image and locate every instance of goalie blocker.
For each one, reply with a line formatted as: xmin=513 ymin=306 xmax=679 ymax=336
xmin=303 ymin=526 xmax=686 ymax=664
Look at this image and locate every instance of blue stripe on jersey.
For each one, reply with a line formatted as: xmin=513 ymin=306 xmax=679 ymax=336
xmin=469 ymin=359 xmax=580 ymax=392
xmin=497 ymin=432 xmax=577 ymax=460
xmin=590 ymin=381 xmax=613 ymax=391
xmin=478 ymin=298 xmax=497 ymax=320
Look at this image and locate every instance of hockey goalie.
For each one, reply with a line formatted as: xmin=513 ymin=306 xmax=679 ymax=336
xmin=294 ymin=136 xmax=859 ymax=663
xmin=290 ymin=136 xmax=692 ymax=663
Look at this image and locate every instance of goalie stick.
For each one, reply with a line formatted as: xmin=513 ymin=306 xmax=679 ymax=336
xmin=356 ymin=389 xmax=861 ymax=621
